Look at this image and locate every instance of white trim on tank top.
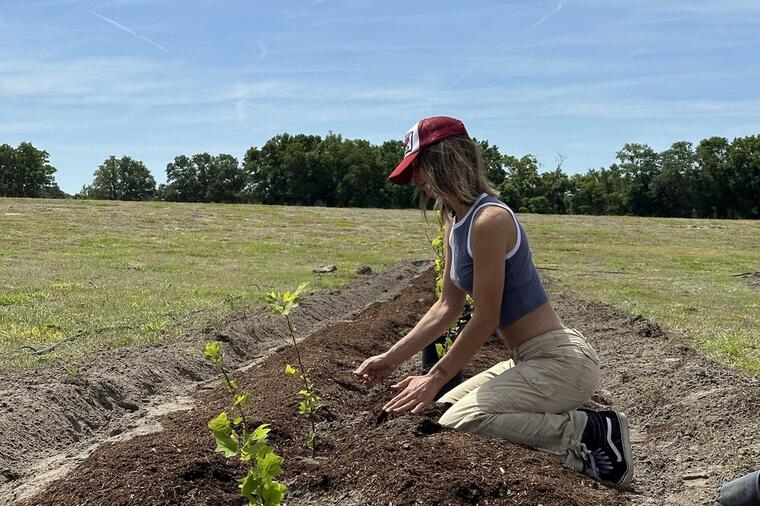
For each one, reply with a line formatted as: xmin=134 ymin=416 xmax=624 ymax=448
xmin=451 ymin=193 xmax=489 ymax=230
xmin=466 ymin=203 xmax=522 ymax=260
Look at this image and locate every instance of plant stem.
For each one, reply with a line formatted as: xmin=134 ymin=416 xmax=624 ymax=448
xmin=219 ymin=365 xmax=249 ymax=431
xmin=285 ymin=315 xmax=311 ymax=394
xmin=285 ymin=314 xmax=317 ymax=454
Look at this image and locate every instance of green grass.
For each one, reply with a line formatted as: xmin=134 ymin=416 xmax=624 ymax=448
xmin=523 ymin=214 xmax=760 ymax=375
xmin=0 ymin=198 xmax=437 ymax=372
xmin=1 ymin=199 xmax=758 ymax=376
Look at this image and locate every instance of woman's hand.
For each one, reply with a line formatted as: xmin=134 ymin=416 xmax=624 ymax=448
xmin=352 ymin=353 xmax=397 ymax=388
xmin=382 ymin=373 xmax=447 ymax=414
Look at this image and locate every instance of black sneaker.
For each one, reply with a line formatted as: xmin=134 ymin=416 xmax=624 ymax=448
xmin=580 ymin=409 xmax=633 ymax=487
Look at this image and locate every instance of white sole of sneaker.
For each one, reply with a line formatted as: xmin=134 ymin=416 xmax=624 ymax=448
xmin=616 ymin=411 xmax=634 ymax=487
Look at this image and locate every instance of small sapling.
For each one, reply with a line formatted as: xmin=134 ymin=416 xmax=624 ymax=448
xmin=203 ymin=341 xmax=287 ymax=506
xmin=266 ymin=282 xmax=321 ymax=453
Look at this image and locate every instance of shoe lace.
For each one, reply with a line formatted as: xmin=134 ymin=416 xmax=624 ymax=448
xmin=585 ymin=448 xmax=615 ymax=480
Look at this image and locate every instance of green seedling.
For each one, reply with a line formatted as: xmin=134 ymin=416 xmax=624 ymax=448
xmin=266 ymin=283 xmax=321 ymax=453
xmin=429 ymin=222 xmax=445 ymax=298
xmin=430 ymin=221 xmax=478 ymax=358
xmin=435 ymin=336 xmax=454 ymax=360
xmin=203 ymin=341 xmax=286 ymax=506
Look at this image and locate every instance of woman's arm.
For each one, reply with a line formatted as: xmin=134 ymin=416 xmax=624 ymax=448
xmin=384 ymin=220 xmax=467 ymax=367
xmin=354 ymin=219 xmax=466 ymax=386
xmin=383 ymin=207 xmax=515 ymax=413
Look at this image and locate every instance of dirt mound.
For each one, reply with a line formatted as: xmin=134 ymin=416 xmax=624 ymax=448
xmin=626 ymin=314 xmax=665 ymax=338
xmin=0 ymin=261 xmax=431 ymax=504
xmin=6 ymin=267 xmax=760 ymax=505
xmin=14 ymin=269 xmax=627 ymax=506
xmin=553 ymin=292 xmax=760 ymax=505
xmin=738 ymin=271 xmax=760 ymax=288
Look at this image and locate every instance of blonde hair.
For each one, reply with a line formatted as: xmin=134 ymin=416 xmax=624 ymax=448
xmin=414 ymin=135 xmax=498 ymax=224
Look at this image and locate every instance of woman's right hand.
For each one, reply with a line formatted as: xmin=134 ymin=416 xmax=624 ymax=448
xmin=352 ymin=353 xmax=397 ymax=388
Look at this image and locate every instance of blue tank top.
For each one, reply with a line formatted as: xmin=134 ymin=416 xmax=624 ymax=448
xmin=449 ymin=193 xmax=548 ymax=327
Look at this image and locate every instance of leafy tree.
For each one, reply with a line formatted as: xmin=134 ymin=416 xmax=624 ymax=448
xmin=0 ymin=142 xmax=59 ymax=198
xmin=651 ymin=141 xmax=698 ymax=217
xmin=499 ymin=154 xmax=542 ymax=212
xmin=164 ymin=153 xmax=244 ymax=203
xmin=83 ymin=155 xmax=156 ymax=200
xmin=164 ymin=155 xmax=200 ymax=202
xmin=727 ymin=135 xmax=760 ymax=219
xmin=244 ymin=134 xmax=304 ymax=205
xmin=615 ymin=143 xmax=659 ymax=216
xmin=475 ymin=139 xmax=506 ymax=188
xmin=570 ymin=171 xmax=608 ymax=215
xmin=540 ymin=164 xmax=574 ymax=214
xmin=695 ymin=136 xmax=731 ymax=218
xmin=0 ymin=144 xmax=15 ymax=196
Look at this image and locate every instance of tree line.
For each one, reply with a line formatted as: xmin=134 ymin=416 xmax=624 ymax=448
xmin=1 ymin=133 xmax=758 ymax=218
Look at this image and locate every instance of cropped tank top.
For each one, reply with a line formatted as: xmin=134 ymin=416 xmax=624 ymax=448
xmin=449 ymin=193 xmax=549 ymax=327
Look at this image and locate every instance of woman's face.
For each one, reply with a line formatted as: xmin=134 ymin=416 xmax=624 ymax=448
xmin=410 ymin=163 xmax=433 ymax=197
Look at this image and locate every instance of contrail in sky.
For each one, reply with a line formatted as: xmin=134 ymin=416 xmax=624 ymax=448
xmin=524 ymin=1 xmax=564 ymax=33
xmin=453 ymin=1 xmax=565 ymax=86
xmin=88 ymin=9 xmax=172 ymax=56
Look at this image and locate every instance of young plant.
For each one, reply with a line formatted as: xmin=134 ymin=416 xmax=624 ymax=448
xmin=429 ymin=221 xmax=475 ymax=358
xmin=435 ymin=335 xmax=455 ymax=360
xmin=203 ymin=341 xmax=286 ymax=506
xmin=429 ymin=219 xmax=446 ymax=298
xmin=265 ymin=282 xmax=321 ymax=453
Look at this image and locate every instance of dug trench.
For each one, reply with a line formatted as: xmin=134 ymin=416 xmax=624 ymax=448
xmin=0 ymin=262 xmax=431 ymax=504
xmin=6 ymin=266 xmax=760 ymax=505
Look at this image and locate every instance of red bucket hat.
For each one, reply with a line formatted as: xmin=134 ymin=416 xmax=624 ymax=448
xmin=388 ymin=115 xmax=468 ymax=185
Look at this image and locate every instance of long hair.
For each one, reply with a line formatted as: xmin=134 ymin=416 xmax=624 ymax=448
xmin=415 ymin=135 xmax=498 ymax=224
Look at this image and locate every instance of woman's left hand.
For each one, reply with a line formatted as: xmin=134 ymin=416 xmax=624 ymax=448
xmin=382 ymin=374 xmax=446 ymax=414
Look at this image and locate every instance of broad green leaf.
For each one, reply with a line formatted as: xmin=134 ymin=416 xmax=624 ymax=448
xmin=233 ymin=415 xmax=243 ymax=426
xmin=261 ymin=480 xmax=286 ymax=506
xmin=233 ymin=392 xmax=251 ymax=407
xmin=240 ymin=469 xmax=261 ymax=498
xmin=209 ymin=412 xmax=238 ymax=458
xmin=208 ymin=412 xmax=231 ymax=433
xmin=203 ymin=341 xmax=221 ymax=360
xmin=240 ymin=440 xmax=262 ymax=462
xmin=258 ymin=451 xmax=284 ymax=478
xmin=435 ymin=343 xmax=445 ymax=359
xmin=284 ymin=364 xmax=297 ymax=376
xmin=250 ymin=423 xmax=271 ymax=443
xmin=214 ymin=432 xmax=239 ymax=458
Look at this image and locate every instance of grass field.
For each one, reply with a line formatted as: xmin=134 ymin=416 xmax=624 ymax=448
xmin=524 ymin=214 xmax=760 ymax=374
xmin=1 ymin=198 xmax=758 ymax=375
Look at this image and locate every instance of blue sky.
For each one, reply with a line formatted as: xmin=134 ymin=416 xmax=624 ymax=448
xmin=2 ymin=0 xmax=759 ymax=194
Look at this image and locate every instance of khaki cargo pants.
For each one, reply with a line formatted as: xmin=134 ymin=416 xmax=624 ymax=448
xmin=437 ymin=328 xmax=599 ymax=471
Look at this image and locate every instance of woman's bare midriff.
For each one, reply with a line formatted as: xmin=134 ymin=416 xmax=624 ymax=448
xmin=497 ymin=301 xmax=566 ymax=350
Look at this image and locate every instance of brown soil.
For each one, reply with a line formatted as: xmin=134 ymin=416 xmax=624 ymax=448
xmin=4 ymin=267 xmax=760 ymax=505
xmin=0 ymin=261 xmax=431 ymax=504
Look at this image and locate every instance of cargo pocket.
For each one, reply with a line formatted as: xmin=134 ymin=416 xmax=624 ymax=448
xmin=515 ymin=365 xmax=557 ymax=399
